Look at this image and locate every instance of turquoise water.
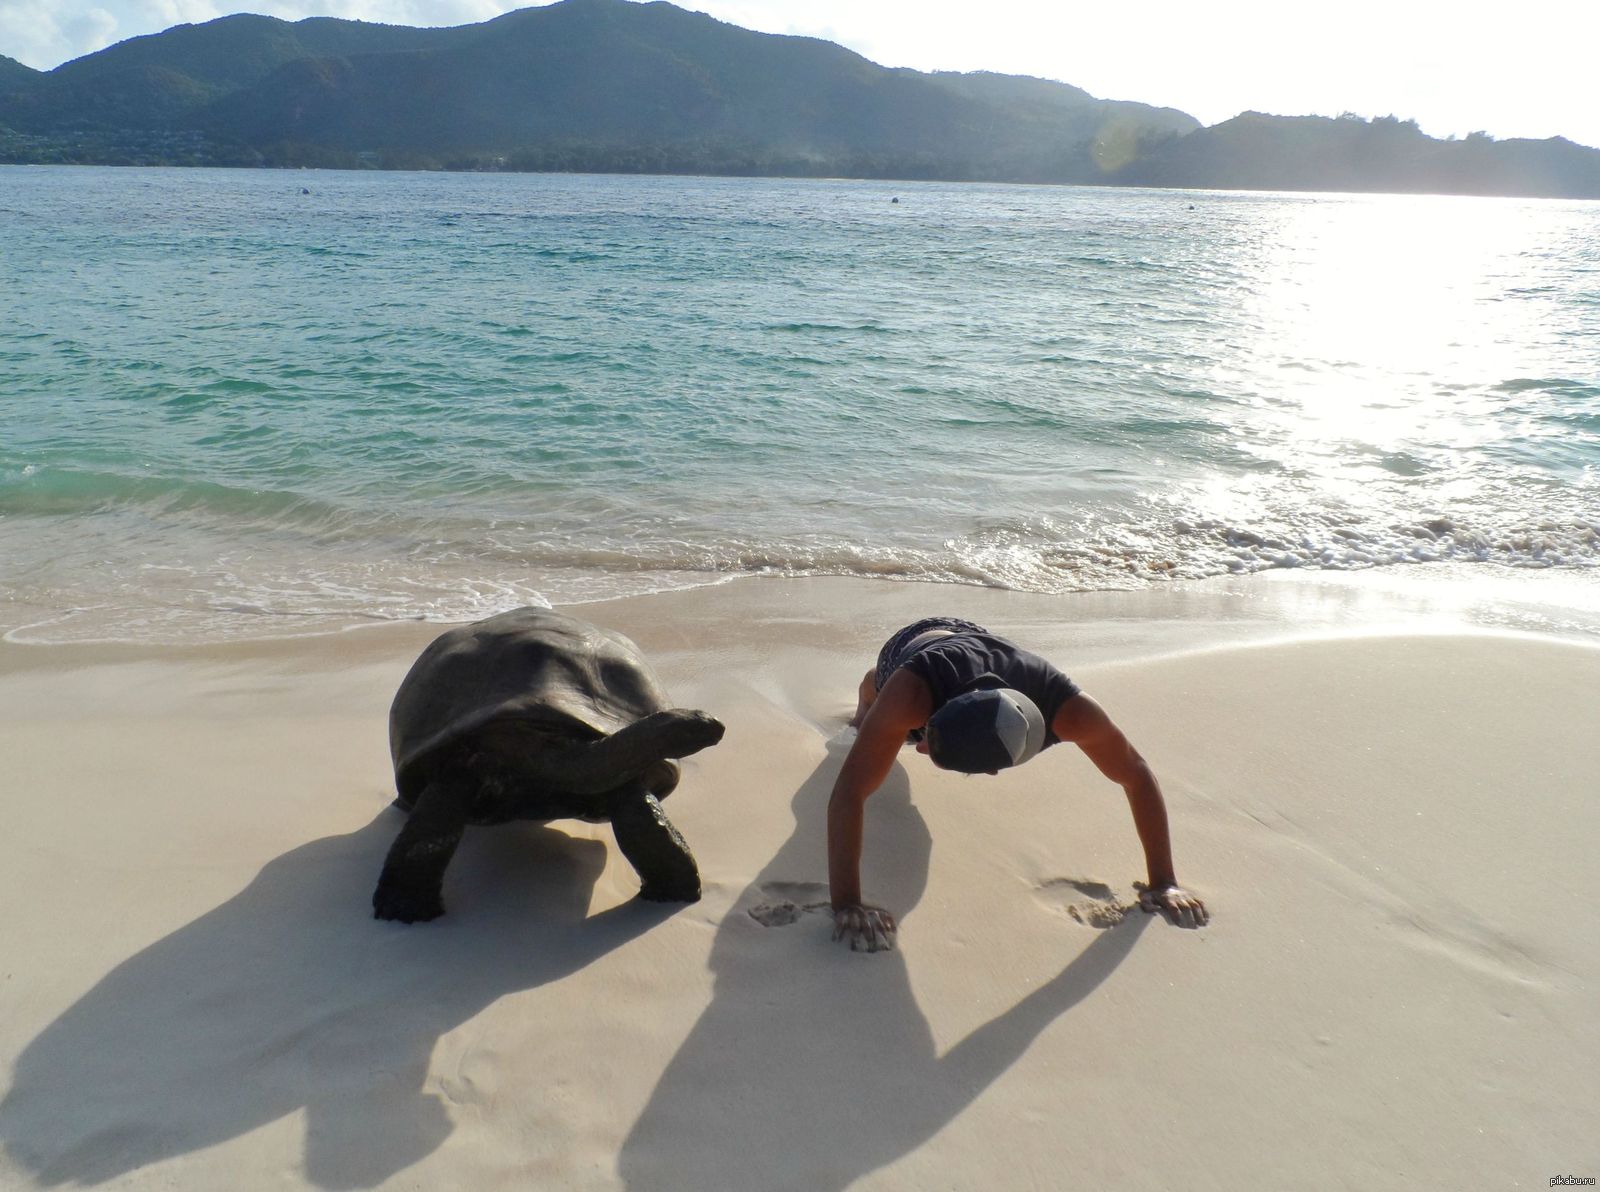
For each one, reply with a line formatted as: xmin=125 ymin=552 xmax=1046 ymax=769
xmin=2 ymin=166 xmax=1598 ymax=641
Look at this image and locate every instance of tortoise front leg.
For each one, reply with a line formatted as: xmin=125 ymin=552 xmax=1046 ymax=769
xmin=610 ymin=787 xmax=701 ymax=903
xmin=373 ymin=780 xmax=469 ymax=922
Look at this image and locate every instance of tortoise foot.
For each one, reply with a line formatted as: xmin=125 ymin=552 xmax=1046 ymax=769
xmin=637 ymin=880 xmax=701 ymax=904
xmin=373 ymin=884 xmax=446 ymax=923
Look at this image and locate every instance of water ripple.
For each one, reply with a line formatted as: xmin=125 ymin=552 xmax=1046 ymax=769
xmin=2 ymin=168 xmax=1597 ymax=640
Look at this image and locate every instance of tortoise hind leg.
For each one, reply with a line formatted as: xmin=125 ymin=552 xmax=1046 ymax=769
xmin=610 ymin=784 xmax=700 ymax=903
xmin=373 ymin=779 xmax=470 ymax=922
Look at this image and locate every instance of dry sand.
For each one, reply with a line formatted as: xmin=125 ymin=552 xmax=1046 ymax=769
xmin=1 ymin=574 xmax=1596 ymax=1190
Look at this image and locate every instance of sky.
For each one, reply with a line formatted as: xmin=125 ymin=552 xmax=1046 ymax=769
xmin=3 ymin=0 xmax=1598 ymax=149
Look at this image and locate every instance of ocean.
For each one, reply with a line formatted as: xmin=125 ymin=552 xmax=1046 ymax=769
xmin=2 ymin=166 xmax=1597 ymax=643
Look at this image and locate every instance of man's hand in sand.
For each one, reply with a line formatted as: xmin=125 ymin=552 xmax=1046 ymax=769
xmin=1137 ymin=882 xmax=1209 ymax=928
xmin=832 ymin=904 xmax=897 ymax=952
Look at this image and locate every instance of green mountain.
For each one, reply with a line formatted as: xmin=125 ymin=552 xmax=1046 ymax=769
xmin=2 ymin=0 xmax=1596 ymax=197
xmin=0 ymin=0 xmax=1197 ymax=178
xmin=0 ymin=13 xmax=446 ymax=133
xmin=0 ymin=54 xmax=39 ymax=89
xmin=207 ymin=3 xmax=1195 ymax=174
xmin=1113 ymin=111 xmax=1600 ymax=199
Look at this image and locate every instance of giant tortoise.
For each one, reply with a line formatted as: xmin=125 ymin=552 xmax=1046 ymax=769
xmin=374 ymin=607 xmax=724 ymax=922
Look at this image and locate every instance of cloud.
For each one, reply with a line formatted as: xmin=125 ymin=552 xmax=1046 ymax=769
xmin=139 ymin=0 xmax=221 ymax=27
xmin=0 ymin=2 xmax=69 ymax=67
xmin=70 ymin=6 xmax=122 ymax=52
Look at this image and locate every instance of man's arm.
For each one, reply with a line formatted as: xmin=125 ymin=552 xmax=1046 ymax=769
xmin=1052 ymin=693 xmax=1208 ymax=928
xmin=827 ymin=669 xmax=931 ymax=950
xmin=848 ymin=668 xmax=877 ymax=728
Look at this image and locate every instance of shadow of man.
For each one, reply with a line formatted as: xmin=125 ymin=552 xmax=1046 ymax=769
xmin=619 ymin=749 xmax=1148 ymax=1191
xmin=0 ymin=810 xmax=678 ymax=1189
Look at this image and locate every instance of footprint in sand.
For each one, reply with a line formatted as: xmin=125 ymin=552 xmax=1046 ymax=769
xmin=747 ymin=881 xmax=832 ymax=927
xmin=1032 ymin=877 xmax=1133 ymax=929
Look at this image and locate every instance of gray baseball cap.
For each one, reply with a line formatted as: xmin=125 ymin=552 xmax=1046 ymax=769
xmin=925 ymin=678 xmax=1046 ymax=773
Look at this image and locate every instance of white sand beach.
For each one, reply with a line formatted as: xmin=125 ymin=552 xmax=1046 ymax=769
xmin=1 ymin=573 xmax=1597 ymax=1190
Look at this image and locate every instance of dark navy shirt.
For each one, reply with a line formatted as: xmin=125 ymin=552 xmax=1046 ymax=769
xmin=898 ymin=631 xmax=1080 ymax=747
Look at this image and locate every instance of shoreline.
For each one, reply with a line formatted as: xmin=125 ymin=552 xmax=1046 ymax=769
xmin=2 ymin=570 xmax=1597 ymax=1188
xmin=6 ymin=559 xmax=1600 ymax=656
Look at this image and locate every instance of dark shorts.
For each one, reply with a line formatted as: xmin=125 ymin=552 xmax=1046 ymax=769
xmin=873 ymin=616 xmax=988 ymax=693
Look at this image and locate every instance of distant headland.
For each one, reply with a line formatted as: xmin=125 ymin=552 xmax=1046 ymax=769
xmin=2 ymin=0 xmax=1597 ymax=198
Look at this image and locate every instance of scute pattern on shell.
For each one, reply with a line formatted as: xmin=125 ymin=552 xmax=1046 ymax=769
xmin=388 ymin=607 xmax=671 ymax=805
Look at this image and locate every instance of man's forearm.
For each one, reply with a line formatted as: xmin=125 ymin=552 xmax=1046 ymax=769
xmin=1124 ymin=768 xmax=1178 ymax=887
xmin=826 ymin=674 xmax=925 ymax=914
xmin=827 ymin=790 xmax=866 ymax=909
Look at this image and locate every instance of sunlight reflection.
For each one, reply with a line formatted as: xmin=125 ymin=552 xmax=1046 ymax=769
xmin=1199 ymin=193 xmax=1567 ymax=520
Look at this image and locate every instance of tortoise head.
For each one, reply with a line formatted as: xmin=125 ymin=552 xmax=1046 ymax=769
xmin=545 ymin=708 xmax=725 ymax=797
xmin=652 ymin=708 xmax=726 ymax=759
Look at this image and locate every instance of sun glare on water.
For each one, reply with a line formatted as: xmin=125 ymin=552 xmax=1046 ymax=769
xmin=1190 ymin=194 xmax=1587 ymax=529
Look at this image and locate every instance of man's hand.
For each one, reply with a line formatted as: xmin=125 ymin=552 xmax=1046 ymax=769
xmin=1137 ymin=882 xmax=1208 ymax=928
xmin=832 ymin=904 xmax=897 ymax=952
